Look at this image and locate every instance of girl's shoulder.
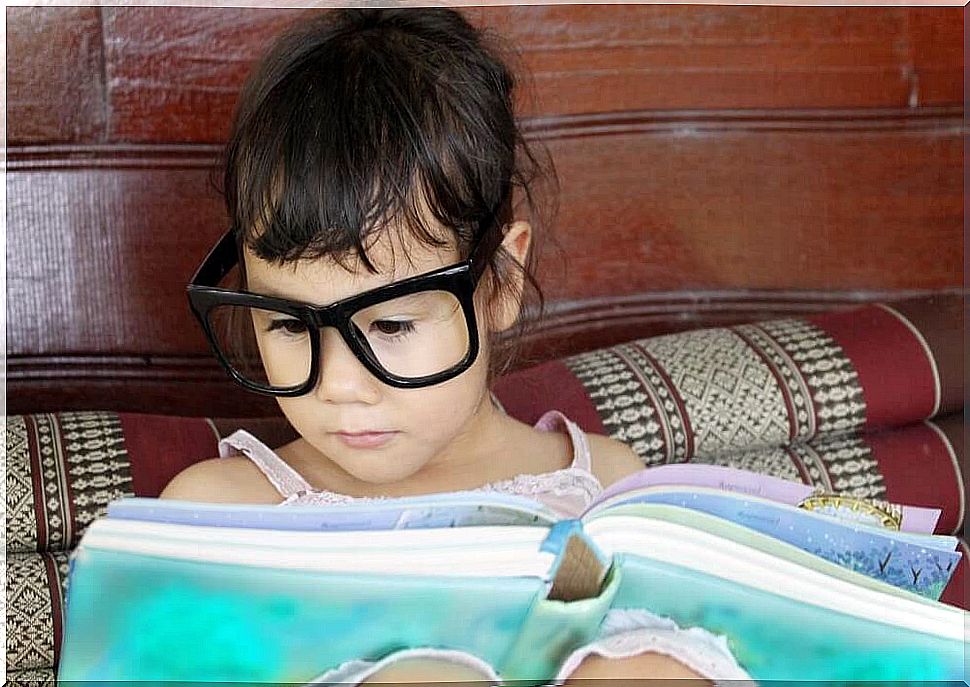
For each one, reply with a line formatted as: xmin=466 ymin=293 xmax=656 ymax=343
xmin=584 ymin=432 xmax=644 ymax=488
xmin=158 ymin=455 xmax=283 ymax=504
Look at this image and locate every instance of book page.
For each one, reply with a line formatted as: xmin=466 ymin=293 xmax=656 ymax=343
xmin=585 ymin=515 xmax=963 ymax=639
xmin=110 ymin=492 xmax=560 ymax=531
xmin=81 ymin=519 xmax=556 ymax=578
xmin=585 ymin=487 xmax=958 ymax=599
xmin=588 ymin=464 xmax=815 ymax=514
xmin=589 ymin=503 xmax=943 ymax=607
xmin=587 ymin=465 xmax=941 ymax=533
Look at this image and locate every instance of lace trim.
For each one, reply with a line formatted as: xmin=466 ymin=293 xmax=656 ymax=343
xmin=552 ymin=608 xmax=753 ymax=684
xmin=479 ymin=468 xmax=602 ymax=500
xmin=307 ymin=647 xmax=501 ymax=686
xmin=280 ymin=490 xmax=387 ymax=506
xmin=224 ymin=407 xmax=602 ymax=507
xmin=302 ymin=609 xmax=752 ymax=686
xmin=280 ymin=467 xmax=603 ymax=507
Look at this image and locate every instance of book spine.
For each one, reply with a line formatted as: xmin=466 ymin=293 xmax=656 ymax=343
xmin=540 ymin=519 xmax=583 ymax=554
xmin=497 ymin=528 xmax=621 ymax=683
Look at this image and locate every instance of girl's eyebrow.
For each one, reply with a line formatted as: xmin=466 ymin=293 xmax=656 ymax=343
xmin=245 ymin=273 xmax=410 ymax=305
xmin=247 ymin=259 xmax=445 ymax=299
xmin=243 ymin=279 xmax=290 ymax=299
xmin=244 ymin=278 xmax=335 ymax=304
xmin=246 ymin=282 xmax=333 ymax=308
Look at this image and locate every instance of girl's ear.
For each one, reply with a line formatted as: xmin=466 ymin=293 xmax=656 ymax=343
xmin=488 ymin=220 xmax=532 ymax=333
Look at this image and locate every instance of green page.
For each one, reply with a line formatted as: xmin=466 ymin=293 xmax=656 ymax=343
xmin=587 ymin=502 xmax=944 ymax=606
xmin=614 ymin=553 xmax=965 ymax=682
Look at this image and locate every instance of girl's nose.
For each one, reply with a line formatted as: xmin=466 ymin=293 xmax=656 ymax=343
xmin=312 ymin=327 xmax=382 ymax=404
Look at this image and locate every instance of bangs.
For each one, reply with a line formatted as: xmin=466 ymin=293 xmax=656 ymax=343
xmin=225 ymin=21 xmax=515 ymax=275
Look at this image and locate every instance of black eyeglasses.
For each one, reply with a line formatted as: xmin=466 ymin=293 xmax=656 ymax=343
xmin=187 ymin=209 xmax=507 ymax=395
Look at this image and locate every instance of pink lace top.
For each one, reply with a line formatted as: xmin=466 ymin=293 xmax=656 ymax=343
xmin=217 ymin=410 xmax=603 ymax=518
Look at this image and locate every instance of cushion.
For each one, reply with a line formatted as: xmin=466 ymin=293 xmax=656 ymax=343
xmin=494 ymin=302 xmax=960 ymax=454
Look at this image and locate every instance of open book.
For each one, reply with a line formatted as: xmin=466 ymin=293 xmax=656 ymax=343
xmin=58 ymin=465 xmax=965 ymax=684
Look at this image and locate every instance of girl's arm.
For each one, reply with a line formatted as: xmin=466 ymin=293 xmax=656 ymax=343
xmin=159 ymin=457 xmax=281 ymax=504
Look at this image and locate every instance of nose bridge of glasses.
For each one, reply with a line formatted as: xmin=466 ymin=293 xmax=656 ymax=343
xmin=302 ymin=325 xmax=378 ymax=400
xmin=317 ymin=324 xmax=352 ymax=355
xmin=308 ymin=303 xmax=374 ymax=361
xmin=303 ymin=302 xmax=348 ymax=330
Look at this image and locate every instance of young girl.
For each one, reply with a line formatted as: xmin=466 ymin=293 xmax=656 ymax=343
xmin=162 ymin=8 xmax=751 ymax=685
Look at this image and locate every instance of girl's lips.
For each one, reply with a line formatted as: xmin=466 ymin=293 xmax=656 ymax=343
xmin=332 ymin=431 xmax=399 ymax=449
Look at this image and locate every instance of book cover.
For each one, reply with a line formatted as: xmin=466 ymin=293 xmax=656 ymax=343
xmin=60 ymin=492 xmax=966 ymax=684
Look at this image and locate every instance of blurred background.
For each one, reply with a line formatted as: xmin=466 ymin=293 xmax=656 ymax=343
xmin=5 ymin=4 xmax=964 ymax=417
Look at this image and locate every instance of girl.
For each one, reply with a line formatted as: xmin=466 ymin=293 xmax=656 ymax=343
xmin=162 ymin=8 xmax=751 ymax=685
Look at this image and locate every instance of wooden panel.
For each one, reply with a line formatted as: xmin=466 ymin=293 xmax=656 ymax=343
xmin=475 ymin=5 xmax=950 ymax=114
xmin=98 ymin=6 xmax=961 ymax=143
xmin=7 ymin=6 xmax=960 ymax=144
xmin=6 ymin=111 xmax=962 ymax=363
xmin=5 ymin=5 xmax=964 ymax=417
xmin=902 ymin=8 xmax=964 ymax=107
xmin=8 ymin=356 xmax=283 ymax=417
xmin=6 ymin=151 xmax=225 ymax=356
xmin=101 ymin=7 xmax=310 ymax=143
xmin=6 ymin=6 xmax=106 ymax=144
xmin=536 ymin=111 xmax=964 ymax=298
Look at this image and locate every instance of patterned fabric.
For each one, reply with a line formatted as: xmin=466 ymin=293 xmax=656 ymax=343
xmin=811 ymin=304 xmax=943 ymax=428
xmin=691 ymin=431 xmax=890 ymax=499
xmin=5 ymin=552 xmax=70 ymax=672
xmin=5 ymin=667 xmax=56 ymax=686
xmin=564 ymin=319 xmax=868 ymax=467
xmin=5 ymin=413 xmax=133 ymax=674
xmin=6 ymin=413 xmax=133 ymax=554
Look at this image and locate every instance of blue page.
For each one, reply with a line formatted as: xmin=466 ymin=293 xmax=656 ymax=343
xmin=108 ymin=492 xmax=558 ymax=531
xmin=608 ymin=489 xmax=960 ymax=599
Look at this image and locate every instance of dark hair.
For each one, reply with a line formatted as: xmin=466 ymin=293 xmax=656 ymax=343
xmin=220 ymin=7 xmax=559 ymax=384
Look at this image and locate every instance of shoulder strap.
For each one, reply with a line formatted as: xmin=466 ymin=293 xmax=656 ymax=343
xmin=218 ymin=429 xmax=313 ymax=498
xmin=535 ymin=410 xmax=593 ymax=472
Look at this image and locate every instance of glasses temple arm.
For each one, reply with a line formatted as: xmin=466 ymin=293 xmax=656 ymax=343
xmin=190 ymin=229 xmax=239 ymax=286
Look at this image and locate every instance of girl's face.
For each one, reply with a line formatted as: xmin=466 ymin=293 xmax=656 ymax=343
xmin=242 ymin=223 xmax=525 ymax=486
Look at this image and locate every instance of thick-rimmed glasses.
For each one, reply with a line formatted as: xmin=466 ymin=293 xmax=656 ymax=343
xmin=187 ymin=218 xmax=505 ymax=395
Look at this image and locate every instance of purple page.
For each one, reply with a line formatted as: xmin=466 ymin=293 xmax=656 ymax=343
xmin=589 ymin=464 xmax=940 ymax=533
xmin=592 ymin=465 xmax=816 ymax=508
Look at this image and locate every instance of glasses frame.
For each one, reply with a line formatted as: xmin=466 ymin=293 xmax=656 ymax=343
xmin=187 ymin=212 xmax=506 ymax=395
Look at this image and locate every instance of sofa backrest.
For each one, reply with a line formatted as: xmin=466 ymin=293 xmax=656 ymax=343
xmin=6 ymin=5 xmax=964 ymax=417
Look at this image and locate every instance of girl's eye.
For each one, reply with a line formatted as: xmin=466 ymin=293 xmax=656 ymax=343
xmin=266 ymin=318 xmax=307 ymax=336
xmin=371 ymin=319 xmax=416 ymax=338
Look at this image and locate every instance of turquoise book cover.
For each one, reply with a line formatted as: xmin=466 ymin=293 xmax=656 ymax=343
xmin=59 ymin=494 xmax=967 ymax=685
